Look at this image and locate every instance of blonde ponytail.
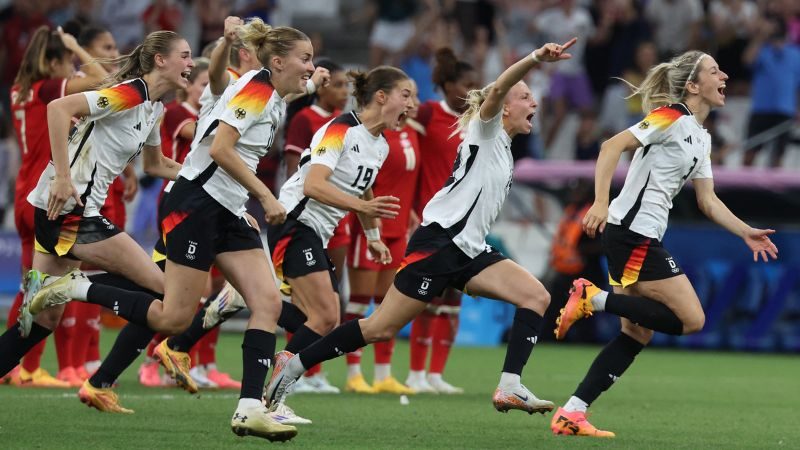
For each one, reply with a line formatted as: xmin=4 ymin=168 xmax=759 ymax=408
xmin=238 ymin=18 xmax=308 ymax=69
xmin=619 ymin=50 xmax=708 ymax=114
xmin=452 ymin=83 xmax=493 ymax=137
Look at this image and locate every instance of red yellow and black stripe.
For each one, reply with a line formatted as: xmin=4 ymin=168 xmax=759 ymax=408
xmin=609 ymin=239 xmax=651 ymax=287
xmin=642 ymin=106 xmax=683 ymax=131
xmin=96 ymin=79 xmax=148 ymax=113
xmin=226 ymin=69 xmax=274 ymax=118
xmin=397 ymin=250 xmax=434 ymax=273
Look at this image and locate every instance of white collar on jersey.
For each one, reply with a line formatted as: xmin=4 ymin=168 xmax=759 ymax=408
xmin=310 ymin=104 xmax=334 ymax=117
xmin=439 ymin=99 xmax=459 ymax=117
xmin=180 ymin=101 xmax=198 ymax=116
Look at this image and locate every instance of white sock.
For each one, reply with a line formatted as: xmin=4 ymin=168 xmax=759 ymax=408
xmin=237 ymin=397 xmax=262 ymax=410
xmin=206 ymin=363 xmax=218 ymax=371
xmin=52 ymin=272 xmax=91 ymax=300
xmin=590 ymin=290 xmax=608 ymax=312
xmin=407 ymin=370 xmax=425 ymax=382
xmin=374 ymin=364 xmax=391 ymax=381
xmin=347 ymin=364 xmax=362 ymax=378
xmin=427 ymin=372 xmax=443 ymax=383
xmin=498 ymin=372 xmax=521 ymax=389
xmin=563 ymin=395 xmax=589 ymax=413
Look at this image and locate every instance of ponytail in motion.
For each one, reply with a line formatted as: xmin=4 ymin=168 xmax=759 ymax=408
xmin=620 ymin=50 xmax=708 ymax=113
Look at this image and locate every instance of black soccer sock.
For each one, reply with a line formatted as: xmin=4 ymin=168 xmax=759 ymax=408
xmin=166 ymin=304 xmax=209 ymax=352
xmin=0 ymin=323 xmax=53 ymax=377
xmin=86 ymin=284 xmax=157 ymax=328
xmin=502 ymin=308 xmax=544 ymax=375
xmin=573 ymin=332 xmax=645 ymax=405
xmin=298 ymin=320 xmax=366 ymax=369
xmin=277 ymin=302 xmax=307 ymax=333
xmin=87 ymin=273 xmax=162 ymax=297
xmin=240 ymin=329 xmax=276 ymax=399
xmin=89 ymin=323 xmax=156 ymax=388
xmin=605 ymin=293 xmax=684 ymax=335
xmin=284 ymin=324 xmax=323 ymax=354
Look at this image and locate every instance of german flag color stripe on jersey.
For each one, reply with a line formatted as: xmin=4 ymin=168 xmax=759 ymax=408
xmin=227 ymin=70 xmax=274 ymax=117
xmin=619 ymin=239 xmax=650 ymax=287
xmin=161 ymin=210 xmax=190 ymax=244
xmin=397 ymin=250 xmax=434 ymax=272
xmin=96 ymin=79 xmax=148 ymax=113
xmin=644 ymin=106 xmax=682 ymax=130
xmin=54 ymin=214 xmax=81 ymax=256
xmin=313 ymin=123 xmax=349 ymax=155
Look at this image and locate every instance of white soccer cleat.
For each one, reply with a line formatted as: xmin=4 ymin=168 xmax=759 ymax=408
xmin=202 ymin=282 xmax=247 ymax=329
xmin=231 ymin=404 xmax=298 ymax=441
xmin=264 ymin=353 xmax=303 ymax=407
xmin=405 ymin=375 xmax=437 ymax=394
xmin=189 ymin=366 xmax=218 ymax=389
xmin=18 ymin=269 xmax=44 ymax=337
xmin=267 ymin=402 xmax=312 ymax=425
xmin=303 ymin=373 xmax=340 ymax=394
xmin=287 ymin=374 xmax=314 ymax=395
xmin=492 ymin=384 xmax=554 ymax=415
xmin=29 ymin=269 xmax=86 ymax=316
xmin=427 ymin=374 xmax=464 ymax=394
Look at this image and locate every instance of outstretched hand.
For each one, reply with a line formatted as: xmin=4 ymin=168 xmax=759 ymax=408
xmin=533 ymin=37 xmax=578 ymax=62
xmin=744 ymin=228 xmax=778 ymax=262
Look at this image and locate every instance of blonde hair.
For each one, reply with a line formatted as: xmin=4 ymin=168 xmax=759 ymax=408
xmin=620 ymin=50 xmax=708 ymax=113
xmin=238 ymin=18 xmax=308 ymax=69
xmin=98 ymin=30 xmax=183 ymax=88
xmin=452 ymin=82 xmax=494 ymax=137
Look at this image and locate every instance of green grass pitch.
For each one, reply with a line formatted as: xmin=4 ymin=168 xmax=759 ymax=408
xmin=0 ymin=328 xmax=797 ymax=449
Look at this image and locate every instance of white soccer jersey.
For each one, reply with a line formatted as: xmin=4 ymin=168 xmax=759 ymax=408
xmin=28 ymin=78 xmax=162 ymax=217
xmin=608 ymin=103 xmax=713 ymax=240
xmin=279 ymin=111 xmax=389 ymax=246
xmin=179 ymin=68 xmax=285 ymax=216
xmin=421 ymin=110 xmax=514 ymax=258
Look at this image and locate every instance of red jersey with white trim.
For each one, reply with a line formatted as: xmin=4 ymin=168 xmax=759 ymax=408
xmin=161 ymin=101 xmax=198 ymax=164
xmin=375 ymin=122 xmax=421 ymax=238
xmin=284 ymin=104 xmax=340 ymax=155
xmin=415 ymin=100 xmax=464 ymax=215
xmin=10 ymin=78 xmax=68 ymax=203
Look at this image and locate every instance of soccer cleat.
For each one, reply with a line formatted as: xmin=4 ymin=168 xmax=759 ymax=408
xmin=18 ymin=269 xmax=44 ymax=337
xmin=56 ymin=367 xmax=84 ymax=387
xmin=405 ymin=373 xmax=438 ymax=394
xmin=555 ymin=278 xmax=602 ymax=340
xmin=345 ymin=374 xmax=377 ymax=394
xmin=551 ymin=407 xmax=615 ymax=438
xmin=373 ymin=376 xmax=416 ymax=395
xmin=288 ymin=374 xmax=315 ymax=394
xmin=189 ymin=366 xmax=218 ymax=389
xmin=28 ymin=269 xmax=86 ymax=316
xmin=427 ymin=374 xmax=464 ymax=394
xmin=138 ymin=361 xmax=163 ymax=387
xmin=206 ymin=368 xmax=241 ymax=389
xmin=303 ymin=373 xmax=340 ymax=394
xmin=268 ymin=402 xmax=312 ymax=425
xmin=75 ymin=365 xmax=90 ymax=381
xmin=153 ymin=339 xmax=198 ymax=394
xmin=203 ymin=282 xmax=247 ymax=329
xmin=18 ymin=367 xmax=71 ymax=388
xmin=264 ymin=352 xmax=301 ymax=407
xmin=78 ymin=380 xmax=134 ymax=414
xmin=492 ymin=384 xmax=554 ymax=415
xmin=231 ymin=405 xmax=298 ymax=441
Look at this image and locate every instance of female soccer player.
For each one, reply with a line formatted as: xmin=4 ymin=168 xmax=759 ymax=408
xmin=4 ymin=25 xmax=109 ymax=388
xmin=266 ymin=65 xmax=413 ymax=417
xmin=266 ymin=40 xmax=577 ymax=418
xmin=551 ymin=51 xmax=779 ymax=438
xmin=342 ymin=81 xmax=421 ymax=395
xmin=406 ymin=47 xmax=478 ymax=394
xmin=0 ymin=29 xmax=187 ymax=394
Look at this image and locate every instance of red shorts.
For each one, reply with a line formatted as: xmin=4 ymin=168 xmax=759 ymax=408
xmin=348 ymin=232 xmax=407 ymax=271
xmin=14 ymin=198 xmax=34 ymax=270
xmin=327 ymin=216 xmax=351 ymax=250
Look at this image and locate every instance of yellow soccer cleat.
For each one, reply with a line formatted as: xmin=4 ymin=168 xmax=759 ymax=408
xmin=153 ymin=339 xmax=198 ymax=394
xmin=28 ymin=269 xmax=86 ymax=316
xmin=78 ymin=380 xmax=134 ymax=414
xmin=18 ymin=367 xmax=71 ymax=388
xmin=373 ymin=376 xmax=416 ymax=395
xmin=555 ymin=278 xmax=602 ymax=340
xmin=344 ymin=374 xmax=377 ymax=394
xmin=551 ymin=407 xmax=615 ymax=438
xmin=231 ymin=405 xmax=298 ymax=442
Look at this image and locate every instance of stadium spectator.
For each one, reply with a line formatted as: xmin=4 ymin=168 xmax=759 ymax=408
xmin=644 ymin=0 xmax=704 ymax=60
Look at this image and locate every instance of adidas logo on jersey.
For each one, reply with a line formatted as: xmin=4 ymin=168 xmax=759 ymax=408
xmin=133 ymin=122 xmax=142 ymax=131
xmin=351 ymin=144 xmax=360 ymax=153
xmin=683 ymin=136 xmax=692 ymax=145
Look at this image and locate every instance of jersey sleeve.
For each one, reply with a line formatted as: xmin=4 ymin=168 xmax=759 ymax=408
xmin=84 ymin=79 xmax=149 ymax=121
xmin=628 ymin=106 xmax=683 ymax=147
xmin=218 ymin=70 xmax=274 ymax=137
xmin=309 ymin=122 xmax=349 ymax=171
xmin=691 ymin=153 xmax=713 ymax=180
xmin=37 ymin=78 xmax=67 ymax=103
xmin=475 ymin=108 xmax=503 ymax=139
xmin=285 ymin=112 xmax=312 ymax=155
xmin=145 ymin=111 xmax=163 ymax=147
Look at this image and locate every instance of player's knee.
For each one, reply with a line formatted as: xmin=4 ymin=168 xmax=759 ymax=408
xmin=520 ymin=288 xmax=550 ymax=314
xmin=248 ymin=292 xmax=283 ymax=320
xmin=682 ymin=313 xmax=705 ymax=335
xmin=159 ymin=316 xmax=193 ymax=335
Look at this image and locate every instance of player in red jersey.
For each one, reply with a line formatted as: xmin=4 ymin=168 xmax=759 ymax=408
xmin=405 ymin=48 xmax=478 ymax=394
xmin=342 ymin=83 xmax=421 ymax=395
xmin=282 ymin=59 xmax=349 ymax=394
xmin=2 ymin=26 xmax=108 ymax=388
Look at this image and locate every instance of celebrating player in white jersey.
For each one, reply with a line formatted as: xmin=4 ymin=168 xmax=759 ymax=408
xmin=551 ymin=51 xmax=779 ymax=438
xmin=265 ymin=40 xmax=577 ymax=420
xmin=264 ymin=65 xmax=412 ymax=415
xmin=0 ymin=30 xmax=188 ymax=398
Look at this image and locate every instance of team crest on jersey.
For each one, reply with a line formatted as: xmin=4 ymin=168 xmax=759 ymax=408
xmin=316 ymin=146 xmax=326 ymax=156
xmin=638 ymin=120 xmax=649 ymax=130
xmin=234 ymin=107 xmax=246 ymax=120
xmin=97 ymin=96 xmax=109 ymax=109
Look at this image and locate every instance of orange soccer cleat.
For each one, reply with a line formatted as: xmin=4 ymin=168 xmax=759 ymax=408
xmin=555 ymin=278 xmax=602 ymax=340
xmin=550 ymin=407 xmax=615 ymax=438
